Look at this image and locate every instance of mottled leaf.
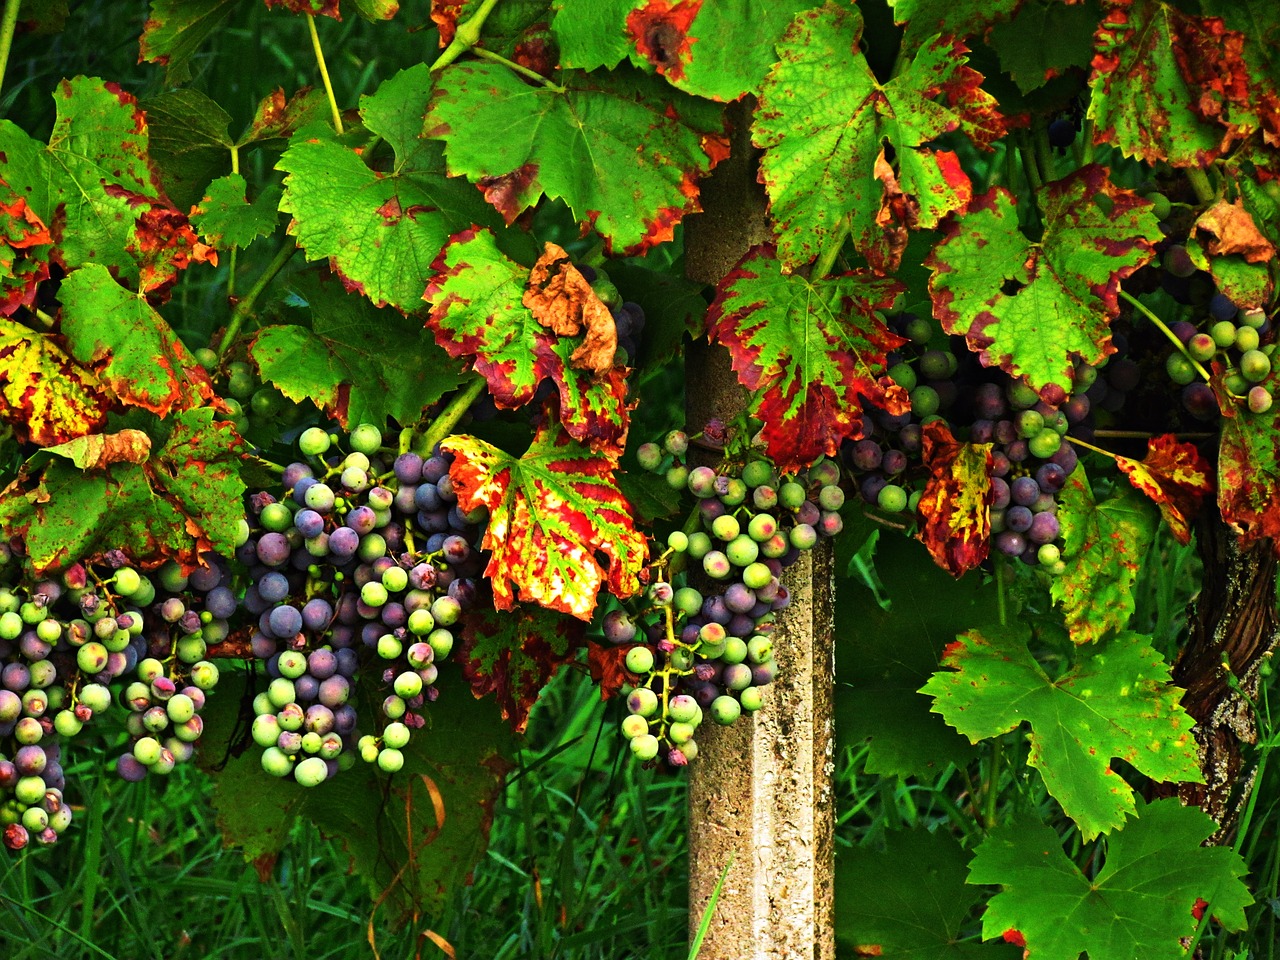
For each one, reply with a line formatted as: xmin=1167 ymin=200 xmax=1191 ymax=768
xmin=443 ymin=419 xmax=648 ymax=620
xmin=0 ymin=321 xmax=110 ymax=446
xmin=140 ymin=0 xmax=239 ymax=84
xmin=970 ymin=800 xmax=1251 ymax=960
xmin=264 ymin=0 xmax=341 ymax=18
xmin=280 ymin=64 xmax=501 ymax=312
xmin=0 ymin=407 xmax=246 ymax=574
xmin=888 ymin=0 xmax=1023 ymax=46
xmin=237 ymin=87 xmax=330 ymax=147
xmin=251 ymin=271 xmax=464 ymax=428
xmin=0 ymin=186 xmax=52 ymax=316
xmin=141 ymin=89 xmax=235 ymax=214
xmin=424 ymin=228 xmax=631 ymax=455
xmin=59 ymin=264 xmax=215 ymax=418
xmin=915 ymin=420 xmax=993 ymax=576
xmin=1115 ymin=434 xmax=1213 ymax=545
xmin=39 ymin=431 xmax=152 ymax=470
xmin=1050 ymin=468 xmax=1158 ymax=644
xmin=460 ymin=603 xmax=586 ymax=732
xmin=1217 ymin=377 xmax=1280 ymax=554
xmin=587 ymin=640 xmax=638 ymax=700
xmin=1200 ymin=0 xmax=1280 ymax=151
xmin=921 ymin=625 xmax=1201 ymax=839
xmin=927 ymin=168 xmax=1162 ymax=400
xmin=1088 ymin=0 xmax=1240 ymax=166
xmin=754 ymin=2 xmax=1004 ymax=272
xmin=705 ymin=245 xmax=905 ymax=473
xmin=425 ymin=63 xmax=727 ymax=255
xmin=190 ymin=174 xmax=282 ymax=250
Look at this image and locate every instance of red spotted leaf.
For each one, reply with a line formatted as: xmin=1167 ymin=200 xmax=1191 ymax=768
xmin=753 ymin=2 xmax=1004 ymax=272
xmin=424 ymin=228 xmax=631 ymax=455
xmin=1115 ymin=434 xmax=1213 ymax=545
xmin=425 ymin=63 xmax=727 ymax=256
xmin=915 ymin=420 xmax=993 ymax=576
xmin=626 ymin=0 xmax=700 ymax=81
xmin=523 ymin=243 xmax=618 ymax=377
xmin=443 ymin=420 xmax=648 ymax=620
xmin=141 ymin=0 xmax=239 ymax=84
xmin=1088 ymin=0 xmax=1243 ymax=167
xmin=1217 ymin=379 xmax=1280 ymax=554
xmin=238 ymin=87 xmax=330 ymax=146
xmin=0 ymin=321 xmax=111 ymax=446
xmin=264 ymin=0 xmax=341 ymax=18
xmin=460 ymin=603 xmax=587 ymax=732
xmin=927 ymin=168 xmax=1162 ymax=401
xmin=1 ymin=186 xmax=53 ymax=316
xmin=705 ymin=245 xmax=905 ymax=473
xmin=1050 ymin=468 xmax=1159 ymax=645
xmin=1200 ymin=0 xmax=1280 ymax=151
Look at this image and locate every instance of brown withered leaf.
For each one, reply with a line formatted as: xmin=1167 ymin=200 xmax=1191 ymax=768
xmin=523 ymin=243 xmax=618 ymax=377
xmin=1193 ymin=198 xmax=1276 ymax=263
xmin=42 ymin=430 xmax=153 ymax=470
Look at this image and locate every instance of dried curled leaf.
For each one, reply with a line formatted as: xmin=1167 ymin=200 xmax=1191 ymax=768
xmin=1193 ymin=198 xmax=1277 ymax=263
xmin=523 ymin=243 xmax=618 ymax=377
xmin=41 ymin=430 xmax=152 ymax=470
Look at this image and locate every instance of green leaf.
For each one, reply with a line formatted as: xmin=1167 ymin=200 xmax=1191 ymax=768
xmin=921 ymin=624 xmax=1201 ymax=839
xmin=835 ymin=532 xmax=985 ymax=779
xmin=423 ymin=228 xmax=631 ymax=455
xmin=444 ymin=419 xmax=649 ymax=620
xmin=987 ymin=0 xmax=1101 ymax=94
xmin=250 ymin=271 xmax=464 ymax=429
xmin=17 ymin=0 xmax=69 ymax=34
xmin=1088 ymin=0 xmax=1236 ymax=167
xmin=551 ymin=0 xmax=639 ymax=70
xmin=425 ymin=63 xmax=726 ymax=255
xmin=1050 ymin=468 xmax=1158 ymax=645
xmin=460 ymin=603 xmax=586 ymax=733
xmin=837 ymin=828 xmax=1018 ymax=959
xmin=236 ymin=87 xmax=332 ymax=148
xmin=753 ymin=1 xmax=1004 ymax=272
xmin=888 ymin=0 xmax=1023 ymax=46
xmin=927 ymin=168 xmax=1162 ymax=400
xmin=279 ymin=64 xmax=501 ymax=313
xmin=206 ymin=665 xmax=516 ymax=918
xmin=0 ymin=320 xmax=110 ymax=446
xmin=0 ymin=408 xmax=246 ymax=574
xmin=970 ymin=799 xmax=1252 ymax=960
xmin=190 ymin=174 xmax=281 ymax=250
xmin=140 ymin=0 xmax=239 ymax=85
xmin=59 ymin=264 xmax=216 ymax=419
xmin=705 ymin=245 xmax=905 ymax=473
xmin=141 ymin=89 xmax=235 ymax=214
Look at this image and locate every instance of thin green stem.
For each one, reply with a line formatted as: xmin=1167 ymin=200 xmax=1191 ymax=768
xmin=1079 ymin=117 xmax=1096 ymax=166
xmin=1018 ymin=135 xmax=1043 ymax=194
xmin=812 ymin=213 xmax=850 ymax=279
xmin=431 ymin=0 xmax=504 ymax=73
xmin=0 ymin=0 xmax=19 ymax=105
xmin=471 ymin=46 xmax=565 ymax=92
xmin=1034 ymin=122 xmax=1055 ymax=185
xmin=227 ymin=147 xmax=241 ymax=300
xmin=307 ymin=15 xmax=343 ymax=134
xmin=1066 ymin=434 xmax=1121 ymax=463
xmin=1185 ymin=166 xmax=1216 ymax=206
xmin=1119 ymin=288 xmax=1211 ymax=381
xmin=415 ymin=374 xmax=486 ymax=454
xmin=984 ymin=738 xmax=1003 ymax=830
xmin=217 ymin=241 xmax=296 ymax=357
xmin=29 ymin=306 xmax=55 ymax=329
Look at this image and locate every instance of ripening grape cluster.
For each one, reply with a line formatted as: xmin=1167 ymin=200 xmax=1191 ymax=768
xmin=239 ymin=423 xmax=484 ymax=786
xmin=192 ymin=348 xmax=306 ymax=440
xmin=609 ymin=432 xmax=842 ymax=765
xmin=0 ymin=552 xmax=223 ymax=850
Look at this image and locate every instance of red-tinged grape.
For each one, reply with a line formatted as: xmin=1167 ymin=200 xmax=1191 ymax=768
xmin=1248 ymin=386 xmax=1273 ymax=414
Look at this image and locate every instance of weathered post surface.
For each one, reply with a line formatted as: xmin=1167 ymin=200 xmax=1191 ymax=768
xmin=684 ymin=101 xmax=837 ymax=960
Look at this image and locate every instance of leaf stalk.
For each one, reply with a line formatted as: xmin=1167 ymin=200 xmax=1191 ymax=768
xmin=217 ymin=241 xmax=297 ymax=358
xmin=431 ymin=0 xmax=504 ymax=74
xmin=416 ymin=374 xmax=486 ymax=454
xmin=811 ymin=214 xmax=850 ymax=280
xmin=307 ymin=15 xmax=343 ymax=135
xmin=471 ymin=47 xmax=565 ymax=92
xmin=0 ymin=0 xmax=19 ymax=106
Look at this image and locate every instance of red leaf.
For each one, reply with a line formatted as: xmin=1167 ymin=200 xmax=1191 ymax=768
xmin=1114 ymin=434 xmax=1213 ymax=545
xmin=915 ymin=420 xmax=993 ymax=576
xmin=627 ymin=0 xmax=702 ymax=81
xmin=587 ymin=641 xmax=638 ymax=700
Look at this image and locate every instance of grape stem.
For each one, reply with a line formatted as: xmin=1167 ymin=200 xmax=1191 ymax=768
xmin=0 ymin=0 xmax=19 ymax=105
xmin=307 ymin=16 xmax=344 ymax=135
xmin=1118 ymin=288 xmax=1212 ymax=382
xmin=414 ymin=374 xmax=486 ymax=455
xmin=1065 ymin=434 xmax=1121 ymax=464
xmin=431 ymin=0 xmax=504 ymax=73
xmin=1093 ymin=429 xmax=1215 ymax=440
xmin=1185 ymin=166 xmax=1216 ymax=206
xmin=217 ymin=241 xmax=297 ymax=358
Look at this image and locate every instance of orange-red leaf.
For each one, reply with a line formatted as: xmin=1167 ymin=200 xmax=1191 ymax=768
xmin=523 ymin=243 xmax=618 ymax=377
xmin=1115 ymin=434 xmax=1213 ymax=545
xmin=915 ymin=420 xmax=993 ymax=576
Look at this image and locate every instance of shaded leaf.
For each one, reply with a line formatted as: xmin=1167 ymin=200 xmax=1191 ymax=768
xmin=140 ymin=0 xmax=239 ymax=85
xmin=191 ymin=174 xmax=282 ymax=250
xmin=1050 ymin=469 xmax=1158 ymax=644
xmin=922 ymin=624 xmax=1199 ymax=839
xmin=443 ymin=419 xmax=648 ymax=620
xmin=888 ymin=0 xmax=1023 ymax=46
xmin=140 ymin=89 xmax=235 ymax=215
xmin=0 ymin=320 xmax=110 ymax=446
xmin=915 ymin=420 xmax=993 ymax=577
xmin=1114 ymin=434 xmax=1213 ymax=545
xmin=970 ymin=800 xmax=1251 ymax=960
xmin=705 ymin=244 xmax=905 ymax=473
xmin=927 ymin=168 xmax=1162 ymax=400
xmin=987 ymin=0 xmax=1101 ymax=94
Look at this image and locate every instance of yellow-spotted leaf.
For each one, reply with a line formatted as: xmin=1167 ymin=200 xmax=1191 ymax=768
xmin=0 ymin=320 xmax=110 ymax=446
xmin=915 ymin=419 xmax=993 ymax=576
xmin=1115 ymin=434 xmax=1213 ymax=545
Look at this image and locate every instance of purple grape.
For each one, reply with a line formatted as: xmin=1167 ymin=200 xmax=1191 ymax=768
xmin=1010 ymin=476 xmax=1040 ymax=507
xmin=1005 ymin=506 xmax=1033 ymax=533
xmin=294 ymin=675 xmax=320 ymax=701
xmin=116 ymin=754 xmax=148 ymax=782
xmin=1028 ymin=512 xmax=1061 ymax=544
xmin=995 ymin=530 xmax=1027 ymax=557
xmin=1049 ymin=444 xmax=1078 ymax=475
xmin=394 ymin=453 xmax=424 ymax=484
xmin=974 ymin=383 xmax=1006 ymax=419
xmin=268 ymin=604 xmax=303 ymax=639
xmin=282 ymin=462 xmax=314 ymax=491
xmin=302 ymin=598 xmax=334 ymax=631
xmin=881 ymin=450 xmax=907 ymax=476
xmin=1209 ymin=292 xmax=1238 ymax=322
xmin=991 ymin=477 xmax=1010 ymax=510
xmin=848 ymin=439 xmax=882 ymax=471
xmin=328 ymin=527 xmax=360 ymax=560
xmin=724 ymin=583 xmax=756 ymax=615
xmin=1036 ymin=463 xmax=1067 ymax=492
xmin=256 ymin=533 xmax=291 ymax=567
xmin=994 ymin=420 xmax=1017 ymax=445
xmin=602 ymin=610 xmax=637 ymax=644
xmin=258 ymin=571 xmax=290 ymax=603
xmin=442 ymin=535 xmax=471 ymax=564
xmin=1107 ymin=358 xmax=1141 ymax=392
xmin=346 ymin=506 xmax=377 ymax=535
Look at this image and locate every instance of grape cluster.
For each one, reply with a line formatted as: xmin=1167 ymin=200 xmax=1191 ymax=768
xmin=192 ymin=350 xmax=304 ymax=441
xmin=615 ymin=432 xmax=842 ymax=765
xmin=237 ymin=423 xmax=483 ymax=786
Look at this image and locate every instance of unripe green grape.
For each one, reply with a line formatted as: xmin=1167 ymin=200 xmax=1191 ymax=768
xmin=625 ymin=646 xmax=655 ymax=674
xmin=23 ymin=807 xmax=49 ymax=833
xmin=667 ymin=530 xmax=689 ymax=553
xmin=670 ymin=647 xmax=695 ymax=671
xmin=742 ymin=562 xmax=773 ymax=590
xmin=789 ymin=524 xmax=818 ymax=550
xmin=1166 ymin=351 xmax=1197 ymax=385
xmin=382 ymin=566 xmax=409 ymax=594
xmin=378 ymin=748 xmax=405 ymax=773
xmin=1210 ymin=320 xmax=1238 ymax=348
xmin=722 ymin=636 xmax=748 ymax=665
xmin=647 ymin=581 xmax=674 ymax=606
xmin=760 ymin=532 xmax=789 ymax=558
xmin=260 ymin=746 xmax=293 ymax=778
xmin=430 ymin=595 xmax=462 ymax=626
xmin=687 ymin=532 xmax=712 ymax=560
xmin=428 ymin=627 xmax=454 ymax=660
xmin=667 ymin=694 xmax=700 ymax=724
xmin=191 ymin=661 xmax=220 ymax=690
xmin=877 ymin=484 xmax=908 ymax=513
xmin=698 ymin=622 xmax=726 ymax=645
xmin=133 ymin=737 xmax=163 ymax=766
xmin=113 ymin=567 xmax=142 ymax=597
xmin=909 ymin=385 xmax=940 ymax=417
xmin=1015 ymin=409 xmax=1044 ymax=439
xmin=1037 ymin=543 xmax=1061 ymax=566
xmin=629 ymin=734 xmax=660 ymax=761
xmin=383 ymin=722 xmax=411 ymax=750
xmin=725 ymin=535 xmax=759 ymax=567
xmin=0 ymin=611 xmax=20 ymax=639
xmin=1188 ymin=333 xmax=1217 ymax=362
xmin=35 ymin=618 xmax=60 ymax=644
xmin=1144 ymin=191 xmax=1172 ymax=220
xmin=887 ymin=362 xmax=917 ymax=392
xmin=1248 ymin=385 xmax=1273 ymax=414
xmin=664 ymin=429 xmax=689 ymax=456
xmin=741 ymin=460 xmax=774 ymax=489
xmin=1241 ymin=307 xmax=1267 ymax=329
xmin=747 ymin=635 xmax=773 ymax=664
xmin=710 ymin=696 xmax=741 ymax=726
xmin=1225 ymin=370 xmax=1250 ymax=395
xmin=394 ymin=671 xmax=423 ymax=699
xmin=817 ymin=484 xmax=844 ymax=511
xmin=665 ymin=465 xmax=689 ymax=490
xmin=1240 ymin=349 xmax=1271 ymax=383
xmin=53 ymin=710 xmax=83 ymax=737
xmin=76 ymin=642 xmax=108 ymax=674
xmin=175 ymin=635 xmax=206 ymax=664
xmin=299 ymin=427 xmax=331 ymax=456
xmin=361 ymin=582 xmax=389 ymax=608
xmin=268 ymin=678 xmax=296 ymax=709
xmin=779 ymin=482 xmax=807 ymax=510
xmin=627 ymin=687 xmax=660 ymax=717
xmin=621 ymin=714 xmax=649 ymax=739
xmin=720 ymin=478 xmax=748 ymax=506
xmin=686 ymin=465 xmax=717 ymax=497
xmin=377 ymin=634 xmax=403 ymax=660
xmin=674 ymin=586 xmax=703 ymax=617
xmin=14 ymin=717 xmax=42 ymax=744
xmin=1027 ymin=429 xmax=1062 ymax=459
xmin=79 ymin=683 xmax=111 ymax=714
xmin=702 ymin=550 xmax=732 ymax=579
xmin=739 ymin=687 xmax=765 ymax=712
xmin=747 ymin=513 xmax=778 ymax=542
xmin=753 ymin=485 xmax=779 ymax=510
xmin=137 ymin=658 xmax=166 ymax=683
xmin=1235 ymin=326 xmax=1261 ymax=352
xmin=294 ymin=756 xmax=328 ymax=787
xmin=668 ymin=721 xmax=696 ymax=745
xmin=711 ymin=514 xmax=741 ymax=541
xmin=15 ymin=776 xmax=47 ymax=805
xmin=382 ymin=695 xmax=406 ymax=720
xmin=277 ymin=650 xmax=307 ymax=679
xmin=260 ymin=501 xmax=293 ymax=532
xmin=166 ymin=694 xmax=195 ymax=724
xmin=636 ymin=442 xmax=663 ymax=472
xmin=408 ymin=609 xmax=436 ymax=636
xmin=349 ymin=423 xmax=383 ymax=455
xmin=253 ymin=714 xmax=281 ymax=748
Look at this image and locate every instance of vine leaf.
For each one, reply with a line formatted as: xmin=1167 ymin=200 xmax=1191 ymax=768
xmin=59 ymin=264 xmax=216 ymax=419
xmin=140 ymin=0 xmax=239 ymax=84
xmin=250 ymin=271 xmax=464 ymax=429
xmin=0 ymin=408 xmax=246 ymax=575
xmin=460 ymin=602 xmax=587 ymax=732
xmin=1088 ymin=0 xmax=1243 ymax=167
xmin=523 ymin=243 xmax=617 ymax=377
xmin=1114 ymin=434 xmax=1213 ymax=545
xmin=443 ymin=419 xmax=648 ymax=620
xmin=424 ymin=63 xmax=728 ymax=255
xmin=424 ymin=228 xmax=632 ymax=455
xmin=836 ymin=829 xmax=1017 ymax=960
xmin=921 ymin=625 xmax=1201 ymax=840
xmin=987 ymin=0 xmax=1101 ymax=95
xmin=1192 ymin=198 xmax=1276 ymax=263
xmin=970 ymin=799 xmax=1252 ymax=960
xmin=0 ymin=320 xmax=110 ymax=446
xmin=279 ymin=63 xmax=501 ymax=313
xmin=1050 ymin=468 xmax=1158 ymax=644
xmin=550 ymin=0 xmax=641 ymax=70
xmin=887 ymin=0 xmax=1023 ymax=46
xmin=915 ymin=420 xmax=993 ymax=577
xmin=587 ymin=641 xmax=638 ymax=700
xmin=264 ymin=0 xmax=342 ymax=18
xmin=753 ymin=1 xmax=1004 ymax=272
xmin=1217 ymin=382 xmax=1280 ymax=554
xmin=927 ymin=168 xmax=1162 ymax=401
xmin=1199 ymin=0 xmax=1280 ymax=151
xmin=705 ymin=244 xmax=906 ymax=473
xmin=190 ymin=174 xmax=282 ymax=251
xmin=1 ymin=184 xmax=53 ymax=316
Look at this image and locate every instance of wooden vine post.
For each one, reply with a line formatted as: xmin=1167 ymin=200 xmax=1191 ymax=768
xmin=684 ymin=102 xmax=837 ymax=960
